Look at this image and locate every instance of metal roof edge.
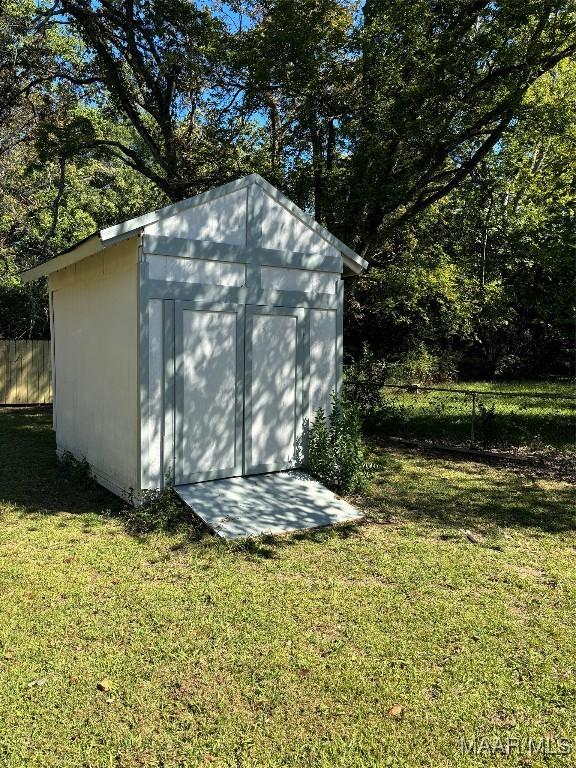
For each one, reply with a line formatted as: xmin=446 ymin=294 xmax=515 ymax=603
xmin=99 ymin=175 xmax=256 ymax=243
xmin=101 ymin=173 xmax=367 ymax=273
xmin=19 ymin=234 xmax=102 ymax=282
xmin=250 ymin=174 xmax=368 ymax=273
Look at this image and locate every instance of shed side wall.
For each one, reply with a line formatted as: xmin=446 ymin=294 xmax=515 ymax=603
xmin=49 ymin=238 xmax=139 ymax=496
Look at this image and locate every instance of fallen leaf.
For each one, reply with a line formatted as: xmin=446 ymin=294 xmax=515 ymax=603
xmin=3 ymin=650 xmax=14 ymax=660
xmin=97 ymin=678 xmax=112 ymax=692
xmin=27 ymin=678 xmax=48 ymax=688
xmin=387 ymin=704 xmax=405 ymax=719
xmin=297 ymin=668 xmax=309 ymax=677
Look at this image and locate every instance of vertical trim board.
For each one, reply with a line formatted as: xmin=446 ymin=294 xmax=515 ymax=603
xmin=246 ymin=183 xmax=264 ymax=249
xmin=163 ymin=300 xmax=176 ymax=486
xmin=137 ymin=253 xmax=149 ymax=491
xmin=336 ymin=279 xmax=344 ymax=392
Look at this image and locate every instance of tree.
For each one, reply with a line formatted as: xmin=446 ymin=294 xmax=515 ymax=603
xmin=38 ymin=0 xmax=268 ymax=202
xmin=346 ymin=0 xmax=576 ymax=255
xmin=27 ymin=1 xmax=574 ymax=255
xmin=0 ymin=1 xmax=55 ymax=159
xmin=346 ymin=60 xmax=576 ymax=377
xmin=230 ymin=0 xmax=576 ymax=257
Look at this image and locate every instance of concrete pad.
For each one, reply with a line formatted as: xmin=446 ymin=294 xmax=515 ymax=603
xmin=175 ymin=471 xmax=362 ymax=539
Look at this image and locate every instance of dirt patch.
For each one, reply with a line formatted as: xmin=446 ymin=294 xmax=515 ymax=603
xmin=514 ymin=565 xmax=547 ymax=580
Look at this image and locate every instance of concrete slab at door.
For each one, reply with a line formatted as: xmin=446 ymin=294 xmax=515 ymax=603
xmin=176 ymin=471 xmax=363 ymax=539
xmin=244 ymin=305 xmax=305 ymax=475
xmin=174 ymin=301 xmax=244 ymax=484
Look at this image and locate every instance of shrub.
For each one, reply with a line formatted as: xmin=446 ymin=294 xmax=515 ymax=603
xmin=307 ymin=391 xmax=375 ymax=495
xmin=123 ymin=486 xmax=193 ymax=533
xmin=476 ymin=399 xmax=506 ymax=444
xmin=345 ymin=343 xmax=387 ymax=410
xmin=387 ymin=344 xmax=459 ymax=384
xmin=57 ymin=450 xmax=95 ymax=489
xmin=494 ymin=354 xmax=525 ymax=380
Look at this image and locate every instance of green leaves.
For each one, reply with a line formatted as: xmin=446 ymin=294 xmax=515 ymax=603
xmin=307 ymin=392 xmax=375 ymax=495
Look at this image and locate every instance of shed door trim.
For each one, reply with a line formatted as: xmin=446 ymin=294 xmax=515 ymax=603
xmin=173 ymin=300 xmax=245 ymax=484
xmin=243 ymin=305 xmax=305 ymax=476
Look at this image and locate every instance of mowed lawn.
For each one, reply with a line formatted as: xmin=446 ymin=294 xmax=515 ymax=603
xmin=1 ymin=408 xmax=576 ymax=768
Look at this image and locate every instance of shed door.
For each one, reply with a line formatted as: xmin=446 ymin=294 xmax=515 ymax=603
xmin=243 ymin=306 xmax=305 ymax=475
xmin=174 ymin=301 xmax=244 ymax=484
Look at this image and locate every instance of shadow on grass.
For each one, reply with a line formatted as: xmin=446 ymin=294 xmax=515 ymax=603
xmin=362 ymin=445 xmax=576 ymax=534
xmin=0 ymin=407 xmax=122 ymax=516
xmin=2 ymin=408 xmax=574 ymax=556
xmin=220 ymin=519 xmax=365 ymax=559
xmin=370 ymin=393 xmax=576 ymax=451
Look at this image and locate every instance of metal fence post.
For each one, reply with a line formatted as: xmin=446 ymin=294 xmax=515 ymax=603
xmin=470 ymin=392 xmax=476 ymax=443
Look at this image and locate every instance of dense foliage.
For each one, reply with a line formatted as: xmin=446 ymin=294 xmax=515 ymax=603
xmin=0 ymin=0 xmax=574 ymax=377
xmin=307 ymin=393 xmax=374 ymax=494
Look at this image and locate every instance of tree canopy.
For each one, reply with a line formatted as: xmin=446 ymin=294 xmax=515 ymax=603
xmin=0 ymin=0 xmax=574 ymax=377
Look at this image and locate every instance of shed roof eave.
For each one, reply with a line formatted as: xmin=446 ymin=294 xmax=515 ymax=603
xmin=342 ymin=252 xmax=366 ymax=275
xmin=19 ymin=231 xmax=139 ymax=282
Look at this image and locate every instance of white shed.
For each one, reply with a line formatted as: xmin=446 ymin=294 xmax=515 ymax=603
xmin=22 ymin=174 xmax=367 ymax=504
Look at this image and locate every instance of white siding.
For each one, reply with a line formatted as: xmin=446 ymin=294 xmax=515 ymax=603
xmin=260 ymin=191 xmax=340 ymax=257
xmin=309 ymin=309 xmax=337 ymax=421
xmin=145 ymin=188 xmax=247 ymax=244
xmin=49 ymin=239 xmax=139 ymax=496
xmin=261 ymin=266 xmax=338 ymax=294
xmin=147 ymin=255 xmax=245 ymax=286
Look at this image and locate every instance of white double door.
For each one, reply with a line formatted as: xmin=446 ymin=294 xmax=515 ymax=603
xmin=174 ymin=301 xmax=305 ymax=485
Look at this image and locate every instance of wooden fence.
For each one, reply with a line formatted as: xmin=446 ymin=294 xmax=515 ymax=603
xmin=0 ymin=340 xmax=52 ymax=405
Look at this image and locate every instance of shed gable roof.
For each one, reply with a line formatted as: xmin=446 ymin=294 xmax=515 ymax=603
xmin=21 ymin=174 xmax=367 ymax=282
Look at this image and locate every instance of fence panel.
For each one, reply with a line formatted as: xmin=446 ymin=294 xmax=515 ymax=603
xmin=0 ymin=340 xmax=52 ymax=405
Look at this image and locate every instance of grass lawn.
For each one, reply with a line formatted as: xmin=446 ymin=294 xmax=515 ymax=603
xmin=369 ymin=380 xmax=575 ymax=451
xmin=1 ymin=407 xmax=576 ymax=767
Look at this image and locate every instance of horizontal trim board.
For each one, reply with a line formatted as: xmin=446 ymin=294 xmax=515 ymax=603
xmin=261 ymin=265 xmax=338 ymax=294
xmin=247 ymin=462 xmax=305 ymax=475
xmin=142 ymin=235 xmax=342 ymax=273
xmin=176 ymin=467 xmax=244 ymax=485
xmin=143 ymin=281 xmax=339 ymax=310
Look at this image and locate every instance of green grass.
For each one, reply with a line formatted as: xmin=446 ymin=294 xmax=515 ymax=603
xmin=369 ymin=380 xmax=576 ymax=451
xmin=1 ymin=407 xmax=576 ymax=767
